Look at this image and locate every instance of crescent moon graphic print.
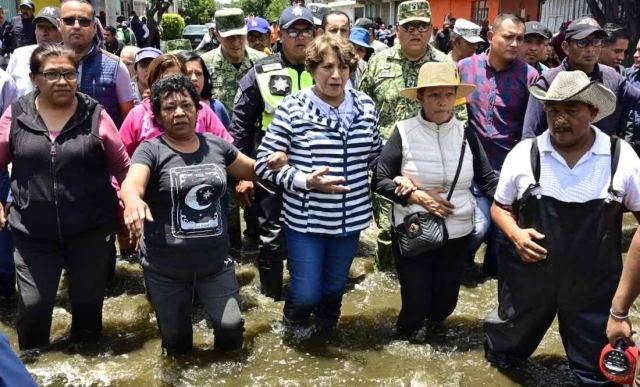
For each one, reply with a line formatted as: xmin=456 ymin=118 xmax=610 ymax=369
xmin=170 ymin=164 xmax=225 ymax=238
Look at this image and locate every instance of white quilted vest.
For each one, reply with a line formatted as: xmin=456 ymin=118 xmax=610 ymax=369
xmin=389 ymin=114 xmax=475 ymax=239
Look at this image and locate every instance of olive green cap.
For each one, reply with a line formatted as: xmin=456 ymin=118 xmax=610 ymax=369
xmin=214 ymin=8 xmax=247 ymax=37
xmin=397 ymin=0 xmax=432 ymax=25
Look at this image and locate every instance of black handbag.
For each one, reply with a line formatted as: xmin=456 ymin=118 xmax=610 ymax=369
xmin=392 ymin=130 xmax=467 ymax=258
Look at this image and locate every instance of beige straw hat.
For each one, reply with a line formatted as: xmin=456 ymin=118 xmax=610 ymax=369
xmin=529 ymin=70 xmax=616 ymax=123
xmin=400 ymin=62 xmax=476 ymax=101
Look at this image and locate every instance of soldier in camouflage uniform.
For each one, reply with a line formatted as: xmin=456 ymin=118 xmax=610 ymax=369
xmin=201 ymin=8 xmax=266 ymax=255
xmin=359 ymin=0 xmax=467 ymax=272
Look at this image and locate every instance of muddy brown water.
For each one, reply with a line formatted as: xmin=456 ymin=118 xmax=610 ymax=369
xmin=1 ymin=218 xmax=639 ymax=387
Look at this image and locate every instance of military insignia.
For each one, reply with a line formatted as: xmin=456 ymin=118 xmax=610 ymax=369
xmin=379 ymin=72 xmax=395 ymax=78
xmin=409 ymin=3 xmax=419 ymax=11
xmin=384 ymin=63 xmax=391 ymax=69
xmin=269 ymin=75 xmax=291 ymax=96
xmin=406 ymin=79 xmax=416 ymax=87
xmin=233 ymin=88 xmax=242 ymax=104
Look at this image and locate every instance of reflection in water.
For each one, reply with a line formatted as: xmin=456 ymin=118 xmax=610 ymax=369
xmin=0 ymin=224 xmax=637 ymax=386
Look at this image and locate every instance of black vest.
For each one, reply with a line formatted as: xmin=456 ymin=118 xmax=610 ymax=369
xmin=8 ymin=93 xmax=119 ymax=242
xmin=9 ymin=15 xmax=35 ymax=51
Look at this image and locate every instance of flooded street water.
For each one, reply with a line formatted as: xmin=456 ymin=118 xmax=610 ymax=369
xmin=1 ymin=220 xmax=639 ymax=386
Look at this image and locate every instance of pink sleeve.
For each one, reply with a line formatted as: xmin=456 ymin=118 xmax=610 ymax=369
xmin=98 ymin=109 xmax=130 ymax=185
xmin=201 ymin=102 xmax=234 ymax=144
xmin=0 ymin=107 xmax=12 ymax=169
xmin=119 ymin=105 xmax=142 ymax=157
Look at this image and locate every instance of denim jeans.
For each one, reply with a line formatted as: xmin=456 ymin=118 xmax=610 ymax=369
xmin=468 ymin=183 xmax=503 ymax=278
xmin=283 ymin=227 xmax=360 ymax=329
xmin=0 ymin=170 xmax=14 ymax=297
xmin=467 ymin=183 xmax=491 ymax=267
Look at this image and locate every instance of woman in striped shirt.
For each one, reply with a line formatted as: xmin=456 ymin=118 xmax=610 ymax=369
xmin=255 ymin=34 xmax=412 ymax=332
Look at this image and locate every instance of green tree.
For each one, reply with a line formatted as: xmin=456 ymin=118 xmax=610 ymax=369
xmin=231 ymin=0 xmax=268 ymax=19
xmin=265 ymin=0 xmax=288 ymax=22
xmin=160 ymin=13 xmax=186 ymax=40
xmin=183 ymin=0 xmax=217 ymax=24
xmin=145 ymin=0 xmax=173 ymax=46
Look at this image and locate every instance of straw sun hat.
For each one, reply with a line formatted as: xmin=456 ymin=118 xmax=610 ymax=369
xmin=400 ymin=62 xmax=476 ymax=101
xmin=529 ymin=71 xmax=616 ymax=123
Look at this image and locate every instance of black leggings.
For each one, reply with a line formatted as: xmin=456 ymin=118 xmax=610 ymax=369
xmin=393 ymin=233 xmax=470 ymax=338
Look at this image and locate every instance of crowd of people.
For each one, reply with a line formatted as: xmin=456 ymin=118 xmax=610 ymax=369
xmin=1 ymin=0 xmax=640 ymax=385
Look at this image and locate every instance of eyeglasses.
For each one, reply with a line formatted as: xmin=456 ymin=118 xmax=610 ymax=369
xmin=401 ymin=22 xmax=430 ymax=33
xmin=285 ymin=28 xmax=314 ymax=38
xmin=247 ymin=33 xmax=268 ymax=42
xmin=571 ymin=37 xmax=604 ymax=48
xmin=60 ymin=17 xmax=93 ymax=27
xmin=38 ymin=71 xmax=78 ymax=82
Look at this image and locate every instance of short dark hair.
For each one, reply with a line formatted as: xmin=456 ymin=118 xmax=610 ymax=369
xmin=178 ymin=51 xmax=213 ymax=100
xmin=321 ymin=10 xmax=350 ymax=31
xmin=60 ymin=0 xmax=96 ymax=18
xmin=603 ymin=23 xmax=631 ymax=45
xmin=492 ymin=13 xmax=525 ymax=31
xmin=150 ymin=74 xmax=202 ymax=123
xmin=30 ymin=43 xmax=78 ymax=75
xmin=104 ymin=26 xmax=116 ymax=35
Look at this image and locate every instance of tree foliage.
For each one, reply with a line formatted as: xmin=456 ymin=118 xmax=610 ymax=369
xmin=145 ymin=0 xmax=173 ymax=45
xmin=183 ymin=0 xmax=217 ymax=24
xmin=585 ymin=0 xmax=640 ymax=65
xmin=231 ymin=0 xmax=268 ymax=18
xmin=160 ymin=13 xmax=186 ymax=40
xmin=265 ymin=0 xmax=289 ymax=22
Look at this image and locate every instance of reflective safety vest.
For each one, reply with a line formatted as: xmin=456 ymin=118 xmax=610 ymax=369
xmin=255 ymin=56 xmax=313 ymax=130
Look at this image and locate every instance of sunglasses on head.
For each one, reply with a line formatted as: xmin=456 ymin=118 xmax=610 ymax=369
xmin=60 ymin=17 xmax=93 ymax=27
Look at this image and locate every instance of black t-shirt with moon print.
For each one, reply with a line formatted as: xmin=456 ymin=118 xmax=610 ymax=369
xmin=131 ymin=133 xmax=239 ymax=270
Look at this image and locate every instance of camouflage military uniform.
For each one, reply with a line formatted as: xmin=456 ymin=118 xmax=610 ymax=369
xmin=201 ymin=46 xmax=266 ymax=116
xmin=200 ymin=8 xmax=267 ymax=254
xmin=358 ymin=0 xmax=467 ymax=273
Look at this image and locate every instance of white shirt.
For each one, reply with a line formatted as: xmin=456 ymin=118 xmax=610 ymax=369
xmin=495 ymin=127 xmax=640 ymax=211
xmin=6 ymin=44 xmax=37 ymax=97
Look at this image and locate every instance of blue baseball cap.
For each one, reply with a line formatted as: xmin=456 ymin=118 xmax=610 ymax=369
xmin=247 ymin=17 xmax=270 ymax=34
xmin=279 ymin=6 xmax=314 ymax=29
xmin=349 ymin=28 xmax=373 ymax=50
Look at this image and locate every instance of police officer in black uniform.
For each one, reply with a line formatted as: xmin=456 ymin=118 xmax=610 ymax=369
xmin=1 ymin=0 xmax=36 ymax=55
xmin=229 ymin=6 xmax=316 ymax=301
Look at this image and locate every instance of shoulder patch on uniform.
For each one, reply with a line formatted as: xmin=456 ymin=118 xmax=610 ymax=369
xmin=259 ymin=62 xmax=284 ymax=73
xmin=269 ymin=75 xmax=291 ymax=96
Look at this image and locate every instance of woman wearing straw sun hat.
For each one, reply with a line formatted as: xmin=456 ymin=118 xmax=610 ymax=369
xmin=374 ymin=62 xmax=498 ymax=340
xmin=484 ymin=70 xmax=640 ymax=386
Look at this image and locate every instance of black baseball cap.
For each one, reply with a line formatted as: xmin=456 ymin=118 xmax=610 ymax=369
xmin=564 ymin=17 xmax=607 ymax=41
xmin=525 ymin=21 xmax=550 ymax=39
xmin=34 ymin=6 xmax=59 ymax=26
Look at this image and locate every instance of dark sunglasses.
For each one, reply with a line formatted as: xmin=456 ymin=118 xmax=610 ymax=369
xmin=401 ymin=22 xmax=431 ymax=33
xmin=60 ymin=17 xmax=93 ymax=27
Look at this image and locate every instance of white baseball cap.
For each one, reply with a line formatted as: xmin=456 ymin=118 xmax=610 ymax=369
xmin=453 ymin=18 xmax=483 ymax=43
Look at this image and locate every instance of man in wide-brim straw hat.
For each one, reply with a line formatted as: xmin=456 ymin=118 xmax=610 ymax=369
xmin=485 ymin=70 xmax=640 ymax=386
xmin=373 ymin=62 xmax=499 ymax=340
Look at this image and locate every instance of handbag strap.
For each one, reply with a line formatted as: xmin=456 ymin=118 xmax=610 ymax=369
xmin=446 ymin=126 xmax=468 ymax=202
xmin=391 ymin=124 xmax=468 ymax=225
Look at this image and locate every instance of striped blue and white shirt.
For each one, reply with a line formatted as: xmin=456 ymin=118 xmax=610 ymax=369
xmin=255 ymin=88 xmax=383 ymax=236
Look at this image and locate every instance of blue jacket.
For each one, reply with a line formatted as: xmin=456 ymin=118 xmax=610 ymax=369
xmin=627 ymin=67 xmax=640 ymax=153
xmin=522 ymin=59 xmax=640 ymax=139
xmin=79 ymin=45 xmax=121 ymax=127
xmin=0 ymin=333 xmax=37 ymax=387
